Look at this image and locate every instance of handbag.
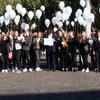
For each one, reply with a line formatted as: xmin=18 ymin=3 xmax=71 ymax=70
xmin=8 ymin=52 xmax=13 ymax=60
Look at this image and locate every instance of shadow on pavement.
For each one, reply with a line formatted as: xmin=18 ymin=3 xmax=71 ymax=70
xmin=0 ymin=90 xmax=100 ymax=100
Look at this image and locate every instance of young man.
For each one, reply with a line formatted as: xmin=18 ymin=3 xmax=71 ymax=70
xmin=43 ymin=27 xmax=57 ymax=71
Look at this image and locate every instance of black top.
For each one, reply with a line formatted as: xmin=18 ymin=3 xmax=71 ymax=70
xmin=2 ymin=38 xmax=10 ymax=54
xmin=93 ymin=38 xmax=100 ymax=50
xmin=80 ymin=39 xmax=90 ymax=54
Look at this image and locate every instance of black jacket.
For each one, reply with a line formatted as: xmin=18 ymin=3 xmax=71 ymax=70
xmin=93 ymin=38 xmax=100 ymax=50
xmin=43 ymin=32 xmax=57 ymax=53
xmin=80 ymin=39 xmax=90 ymax=54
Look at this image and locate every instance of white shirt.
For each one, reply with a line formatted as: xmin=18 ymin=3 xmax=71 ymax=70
xmin=48 ymin=33 xmax=53 ymax=39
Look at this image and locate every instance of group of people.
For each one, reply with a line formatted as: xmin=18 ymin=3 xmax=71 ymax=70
xmin=0 ymin=27 xmax=100 ymax=73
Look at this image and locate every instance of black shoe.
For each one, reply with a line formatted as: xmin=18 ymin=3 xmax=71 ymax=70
xmin=52 ymin=69 xmax=56 ymax=72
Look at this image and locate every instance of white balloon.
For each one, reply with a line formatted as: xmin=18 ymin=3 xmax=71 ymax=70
xmin=45 ymin=19 xmax=51 ymax=28
xmin=53 ymin=27 xmax=57 ymax=32
xmin=89 ymin=13 xmax=95 ymax=22
xmin=6 ymin=5 xmax=12 ymax=12
xmin=9 ymin=10 xmax=16 ymax=19
xmin=55 ymin=17 xmax=61 ymax=25
xmin=87 ymin=13 xmax=95 ymax=24
xmin=31 ymin=23 xmax=37 ymax=30
xmin=21 ymin=22 xmax=26 ymax=30
xmin=52 ymin=17 xmax=57 ymax=26
xmin=24 ymin=24 xmax=29 ymax=30
xmin=14 ymin=15 xmax=20 ymax=25
xmin=77 ymin=9 xmax=82 ymax=16
xmin=0 ymin=16 xmax=4 ymax=24
xmin=59 ymin=1 xmax=65 ymax=10
xmin=66 ymin=6 xmax=72 ymax=16
xmin=83 ymin=20 xmax=87 ymax=27
xmin=71 ymin=21 xmax=75 ymax=27
xmin=66 ymin=21 xmax=69 ymax=25
xmin=56 ymin=11 xmax=62 ymax=20
xmin=74 ymin=18 xmax=78 ymax=22
xmin=14 ymin=19 xmax=19 ymax=25
xmin=4 ymin=19 xmax=10 ymax=26
xmin=80 ymin=0 xmax=86 ymax=8
xmin=40 ymin=5 xmax=45 ymax=12
xmin=83 ymin=11 xmax=89 ymax=21
xmin=36 ymin=9 xmax=42 ymax=19
xmin=4 ymin=12 xmax=10 ymax=20
xmin=58 ymin=21 xmax=63 ymax=28
xmin=16 ymin=15 xmax=20 ymax=20
xmin=21 ymin=8 xmax=27 ymax=17
xmin=78 ymin=16 xmax=84 ymax=25
xmin=75 ymin=12 xmax=79 ymax=18
xmin=16 ymin=4 xmax=22 ymax=14
xmin=83 ymin=8 xmax=90 ymax=13
xmin=62 ymin=7 xmax=67 ymax=13
xmin=61 ymin=13 xmax=68 ymax=22
xmin=28 ymin=11 xmax=34 ymax=20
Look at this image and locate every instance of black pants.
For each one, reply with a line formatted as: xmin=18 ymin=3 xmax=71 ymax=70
xmin=0 ymin=54 xmax=3 ymax=70
xmin=23 ymin=50 xmax=31 ymax=69
xmin=2 ymin=54 xmax=9 ymax=69
xmin=13 ymin=50 xmax=21 ymax=70
xmin=46 ymin=49 xmax=56 ymax=71
xmin=95 ymin=49 xmax=100 ymax=69
xmin=69 ymin=51 xmax=76 ymax=70
xmin=30 ymin=48 xmax=35 ymax=68
xmin=90 ymin=50 xmax=96 ymax=70
xmin=60 ymin=49 xmax=69 ymax=71
xmin=81 ymin=53 xmax=88 ymax=69
xmin=34 ymin=49 xmax=40 ymax=68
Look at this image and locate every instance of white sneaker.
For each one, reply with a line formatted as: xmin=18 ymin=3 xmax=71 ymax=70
xmin=82 ymin=68 xmax=85 ymax=72
xmin=15 ymin=67 xmax=18 ymax=71
xmin=36 ymin=67 xmax=42 ymax=71
xmin=1 ymin=69 xmax=5 ymax=73
xmin=85 ymin=68 xmax=89 ymax=73
xmin=23 ymin=68 xmax=28 ymax=72
xmin=16 ymin=70 xmax=22 ymax=74
xmin=62 ymin=68 xmax=64 ymax=71
xmin=5 ymin=70 xmax=8 ymax=73
xmin=29 ymin=68 xmax=33 ymax=72
xmin=12 ymin=69 xmax=15 ymax=73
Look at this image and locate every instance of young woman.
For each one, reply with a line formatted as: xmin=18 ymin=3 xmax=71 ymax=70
xmin=33 ymin=32 xmax=42 ymax=71
xmin=68 ymin=31 xmax=79 ymax=71
xmin=13 ymin=31 xmax=22 ymax=73
xmin=1 ymin=32 xmax=10 ymax=73
xmin=56 ymin=31 xmax=69 ymax=71
xmin=22 ymin=30 xmax=32 ymax=72
xmin=93 ymin=31 xmax=100 ymax=72
xmin=80 ymin=31 xmax=90 ymax=73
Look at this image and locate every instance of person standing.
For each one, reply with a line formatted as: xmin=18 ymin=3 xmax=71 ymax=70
xmin=80 ymin=31 xmax=90 ymax=73
xmin=43 ymin=27 xmax=57 ymax=71
xmin=93 ymin=31 xmax=100 ymax=72
xmin=22 ymin=30 xmax=32 ymax=72
xmin=56 ymin=30 xmax=69 ymax=71
xmin=0 ymin=34 xmax=3 ymax=71
xmin=68 ymin=31 xmax=79 ymax=71
xmin=33 ymin=32 xmax=42 ymax=71
xmin=1 ymin=32 xmax=10 ymax=73
xmin=8 ymin=31 xmax=14 ymax=72
xmin=13 ymin=31 xmax=22 ymax=73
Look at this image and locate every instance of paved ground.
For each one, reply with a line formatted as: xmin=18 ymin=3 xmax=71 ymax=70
xmin=0 ymin=70 xmax=100 ymax=100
